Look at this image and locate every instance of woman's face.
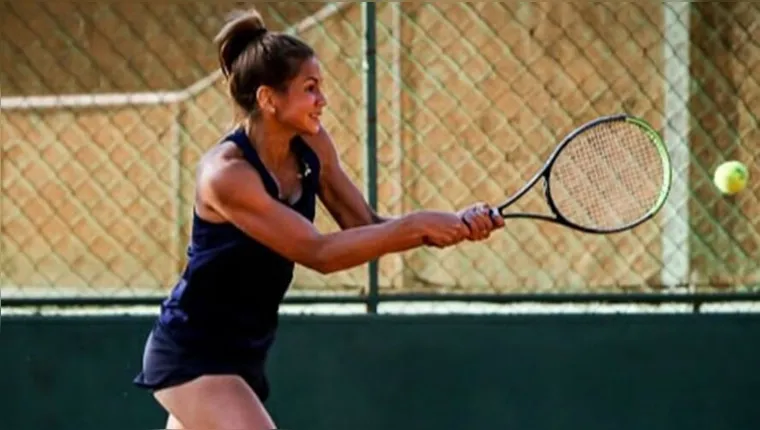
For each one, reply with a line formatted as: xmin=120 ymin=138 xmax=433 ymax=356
xmin=272 ymin=56 xmax=328 ymax=136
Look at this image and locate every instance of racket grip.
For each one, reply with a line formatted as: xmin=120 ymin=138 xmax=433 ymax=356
xmin=489 ymin=207 xmax=501 ymax=219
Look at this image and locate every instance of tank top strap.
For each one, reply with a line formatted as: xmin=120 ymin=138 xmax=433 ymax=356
xmin=223 ymin=127 xmax=279 ymax=198
xmin=222 ymin=127 xmax=321 ymax=198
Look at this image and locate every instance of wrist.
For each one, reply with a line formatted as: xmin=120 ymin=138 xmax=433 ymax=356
xmin=398 ymin=211 xmax=426 ymax=245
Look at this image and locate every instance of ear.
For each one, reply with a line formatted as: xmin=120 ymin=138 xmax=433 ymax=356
xmin=255 ymin=85 xmax=277 ymax=115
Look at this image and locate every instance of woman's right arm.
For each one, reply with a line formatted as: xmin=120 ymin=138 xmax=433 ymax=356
xmin=201 ymin=158 xmax=469 ymax=274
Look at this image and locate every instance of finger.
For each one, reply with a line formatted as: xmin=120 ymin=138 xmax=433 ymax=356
xmin=460 ymin=209 xmax=477 ymax=235
xmin=468 ymin=212 xmax=490 ymax=240
xmin=460 ymin=221 xmax=473 ymax=239
xmin=460 ymin=215 xmax=474 ymax=241
xmin=491 ymin=211 xmax=505 ymax=228
xmin=460 ymin=217 xmax=474 ymax=240
xmin=475 ymin=211 xmax=493 ymax=237
xmin=455 ymin=216 xmax=470 ymax=232
xmin=481 ymin=204 xmax=504 ymax=229
xmin=463 ymin=212 xmax=486 ymax=240
xmin=483 ymin=213 xmax=497 ymax=236
xmin=467 ymin=220 xmax=485 ymax=241
xmin=496 ymin=214 xmax=505 ymax=228
xmin=474 ymin=219 xmax=490 ymax=240
xmin=476 ymin=220 xmax=495 ymax=240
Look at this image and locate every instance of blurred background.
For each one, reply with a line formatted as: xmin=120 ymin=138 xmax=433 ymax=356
xmin=2 ymin=3 xmax=760 ymax=430
xmin=1 ymin=1 xmax=758 ymax=308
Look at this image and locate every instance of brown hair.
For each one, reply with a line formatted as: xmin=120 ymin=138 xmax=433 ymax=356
xmin=214 ymin=9 xmax=315 ymax=116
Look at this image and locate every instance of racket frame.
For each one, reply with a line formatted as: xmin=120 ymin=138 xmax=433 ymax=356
xmin=490 ymin=113 xmax=673 ymax=234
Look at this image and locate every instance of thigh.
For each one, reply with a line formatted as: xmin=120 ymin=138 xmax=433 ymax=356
xmin=154 ymin=374 xmax=276 ymax=430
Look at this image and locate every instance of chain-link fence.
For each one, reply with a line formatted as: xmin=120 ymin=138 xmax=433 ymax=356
xmin=2 ymin=2 xmax=758 ymax=305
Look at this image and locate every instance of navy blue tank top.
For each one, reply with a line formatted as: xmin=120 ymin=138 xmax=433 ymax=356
xmin=157 ymin=127 xmax=320 ymax=351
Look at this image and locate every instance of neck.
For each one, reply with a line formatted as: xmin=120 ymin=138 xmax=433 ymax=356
xmin=244 ymin=117 xmax=295 ymax=169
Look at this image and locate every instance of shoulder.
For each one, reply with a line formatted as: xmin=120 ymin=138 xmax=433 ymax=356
xmin=198 ymin=140 xmax=266 ymax=206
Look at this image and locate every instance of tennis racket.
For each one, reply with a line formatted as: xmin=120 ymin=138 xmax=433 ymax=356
xmin=489 ymin=114 xmax=672 ymax=234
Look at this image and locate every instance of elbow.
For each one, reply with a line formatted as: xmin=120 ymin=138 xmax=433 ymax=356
xmin=308 ymin=254 xmax=341 ymax=275
xmin=298 ymin=239 xmax=341 ymax=275
xmin=313 ymin=264 xmax=336 ymax=275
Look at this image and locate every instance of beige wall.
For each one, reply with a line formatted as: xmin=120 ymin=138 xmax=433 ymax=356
xmin=2 ymin=2 xmax=757 ymax=298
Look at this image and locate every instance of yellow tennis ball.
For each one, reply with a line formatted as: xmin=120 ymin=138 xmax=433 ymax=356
xmin=713 ymin=161 xmax=749 ymax=195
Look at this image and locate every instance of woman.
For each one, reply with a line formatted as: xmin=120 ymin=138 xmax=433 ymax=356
xmin=133 ymin=8 xmax=503 ymax=429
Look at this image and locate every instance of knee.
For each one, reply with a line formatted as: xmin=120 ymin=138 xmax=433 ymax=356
xmin=166 ymin=414 xmax=185 ymax=429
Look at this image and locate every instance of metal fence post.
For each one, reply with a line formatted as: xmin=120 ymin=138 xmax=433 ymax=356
xmin=363 ymin=2 xmax=379 ymax=313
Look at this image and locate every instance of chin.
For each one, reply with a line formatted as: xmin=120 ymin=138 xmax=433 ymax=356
xmin=300 ymin=121 xmax=321 ymax=136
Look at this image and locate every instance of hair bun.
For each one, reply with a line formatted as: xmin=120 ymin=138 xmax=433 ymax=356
xmin=215 ymin=9 xmax=269 ymax=77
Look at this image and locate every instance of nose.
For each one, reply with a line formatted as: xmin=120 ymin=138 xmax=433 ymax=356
xmin=316 ymin=91 xmax=327 ymax=107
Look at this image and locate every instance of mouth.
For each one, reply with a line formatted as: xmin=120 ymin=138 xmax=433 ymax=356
xmin=309 ymin=112 xmax=322 ymax=122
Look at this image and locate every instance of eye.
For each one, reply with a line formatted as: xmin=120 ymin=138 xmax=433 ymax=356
xmin=306 ymin=84 xmax=317 ymax=93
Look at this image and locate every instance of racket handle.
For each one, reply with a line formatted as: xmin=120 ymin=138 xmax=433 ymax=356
xmin=489 ymin=207 xmax=501 ymax=219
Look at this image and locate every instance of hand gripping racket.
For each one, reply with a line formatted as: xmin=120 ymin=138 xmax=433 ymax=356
xmin=489 ymin=114 xmax=673 ymax=234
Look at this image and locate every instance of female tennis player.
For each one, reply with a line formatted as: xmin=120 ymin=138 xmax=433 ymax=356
xmin=133 ymin=8 xmax=503 ymax=429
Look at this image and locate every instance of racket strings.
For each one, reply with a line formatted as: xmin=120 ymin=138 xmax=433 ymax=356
xmin=550 ymin=121 xmax=665 ymax=229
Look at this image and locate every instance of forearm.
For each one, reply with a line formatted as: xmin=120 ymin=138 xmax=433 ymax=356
xmin=325 ymin=196 xmax=395 ymax=229
xmin=314 ymin=216 xmax=422 ymax=273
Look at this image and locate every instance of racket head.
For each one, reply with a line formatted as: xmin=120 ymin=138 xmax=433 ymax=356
xmin=543 ymin=114 xmax=673 ymax=233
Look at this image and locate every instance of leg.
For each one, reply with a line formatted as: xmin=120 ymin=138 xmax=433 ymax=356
xmin=154 ymin=375 xmax=276 ymax=430
xmin=165 ymin=414 xmax=185 ymax=429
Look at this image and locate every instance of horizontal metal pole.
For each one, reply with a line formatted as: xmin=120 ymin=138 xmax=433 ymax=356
xmin=4 ymin=292 xmax=759 ymax=309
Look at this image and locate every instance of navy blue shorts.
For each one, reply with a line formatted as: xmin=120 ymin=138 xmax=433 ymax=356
xmin=133 ymin=321 xmax=271 ymax=402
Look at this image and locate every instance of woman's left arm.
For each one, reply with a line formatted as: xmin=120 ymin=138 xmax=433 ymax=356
xmin=303 ymin=127 xmax=504 ymax=239
xmin=303 ymin=127 xmax=394 ymax=230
